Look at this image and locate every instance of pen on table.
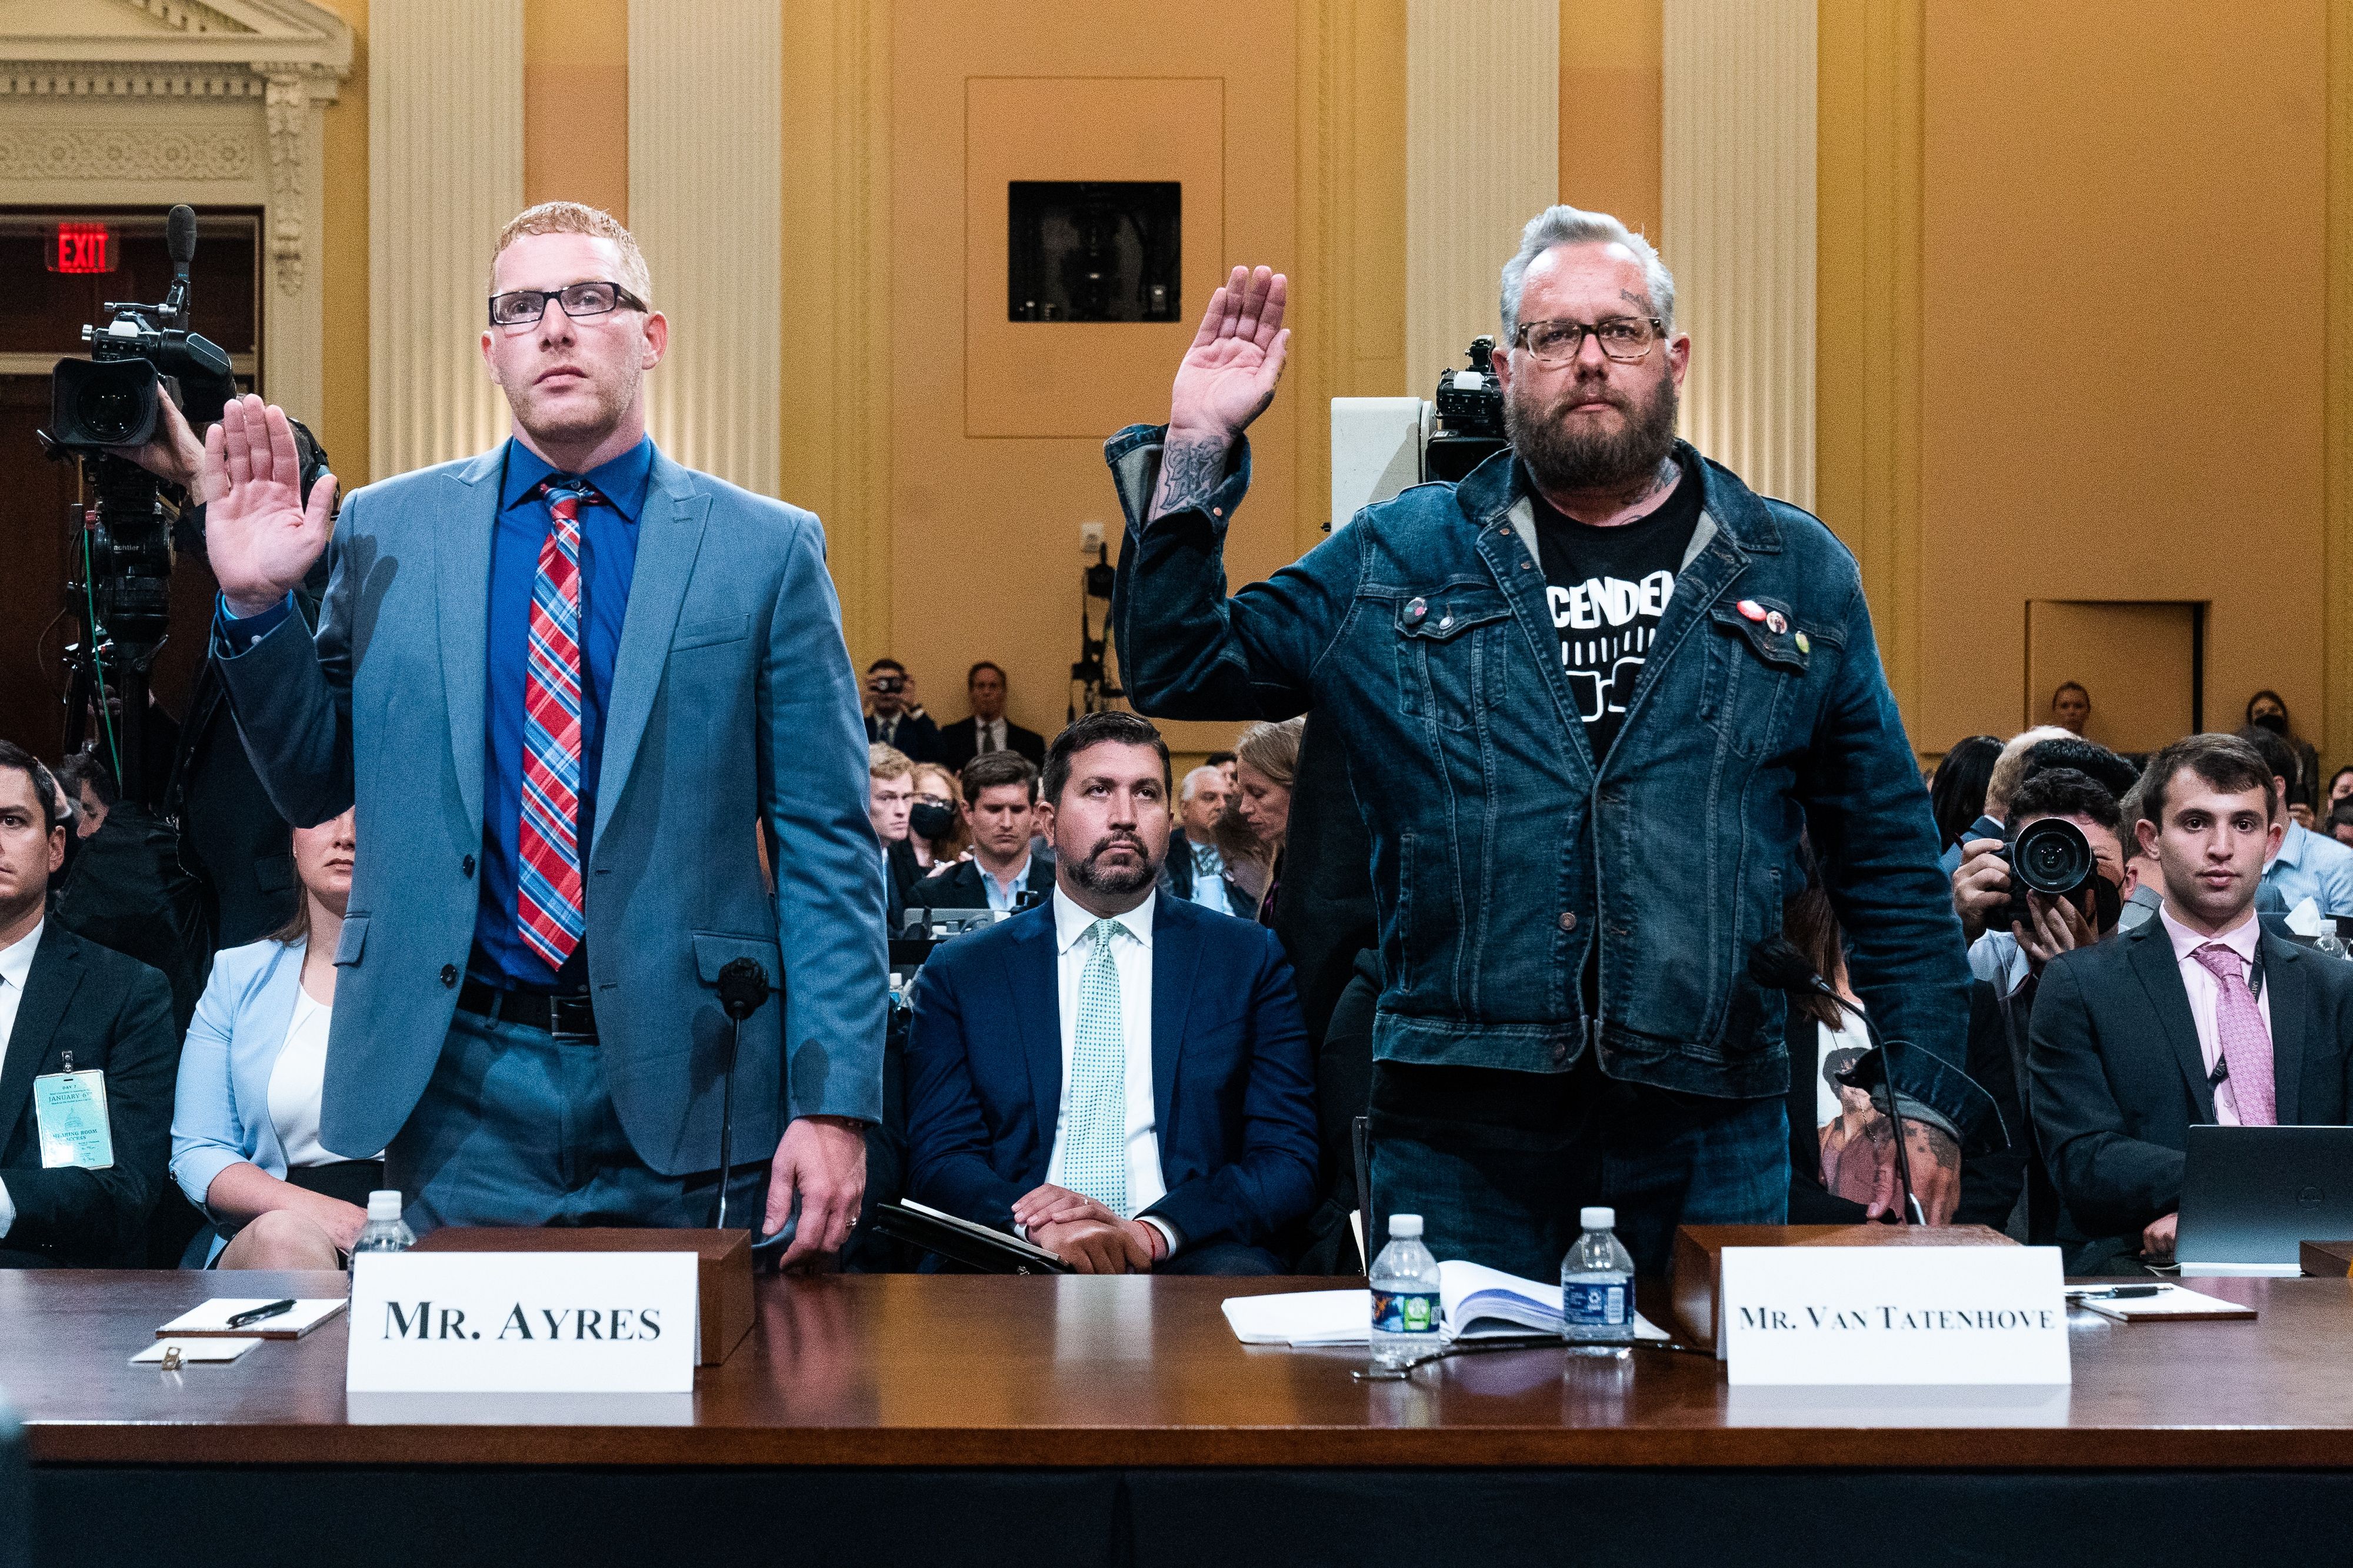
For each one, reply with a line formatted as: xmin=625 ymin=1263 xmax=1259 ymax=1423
xmin=225 ymin=1299 xmax=296 ymax=1328
xmin=2069 ymin=1285 xmax=2167 ymax=1301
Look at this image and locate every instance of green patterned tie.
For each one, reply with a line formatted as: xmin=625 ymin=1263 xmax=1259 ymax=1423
xmin=1065 ymin=918 xmax=1129 ymax=1217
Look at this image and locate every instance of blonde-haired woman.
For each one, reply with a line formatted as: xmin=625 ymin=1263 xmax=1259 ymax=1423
xmin=1221 ymin=716 xmax=1302 ymax=925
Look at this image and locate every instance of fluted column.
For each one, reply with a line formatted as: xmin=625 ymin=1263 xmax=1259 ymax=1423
xmin=1405 ymin=0 xmax=1558 ymax=396
xmin=1662 ymin=0 xmax=1816 ymax=509
xmin=368 ymin=0 xmax=524 ymax=481
xmin=628 ymin=0 xmax=782 ymax=495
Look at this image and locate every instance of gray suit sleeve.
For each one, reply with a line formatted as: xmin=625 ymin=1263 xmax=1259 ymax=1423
xmin=214 ymin=494 xmax=359 ymax=829
xmin=759 ymin=513 xmax=888 ymax=1123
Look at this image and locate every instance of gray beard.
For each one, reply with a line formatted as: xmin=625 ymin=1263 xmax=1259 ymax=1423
xmin=1504 ymin=371 xmax=1679 ymax=496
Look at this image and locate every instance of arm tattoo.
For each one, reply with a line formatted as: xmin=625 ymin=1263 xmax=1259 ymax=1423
xmin=1151 ymin=436 xmax=1231 ymax=522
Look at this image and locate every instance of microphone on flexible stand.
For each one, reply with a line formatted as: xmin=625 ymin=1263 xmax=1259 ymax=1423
xmin=712 ymin=958 xmax=773 ymax=1230
xmin=1748 ymin=937 xmax=1922 ymax=1226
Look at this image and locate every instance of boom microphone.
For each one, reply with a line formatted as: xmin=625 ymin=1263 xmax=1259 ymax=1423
xmin=1747 ymin=938 xmax=1922 ymax=1226
xmin=165 ymin=203 xmax=197 ymax=272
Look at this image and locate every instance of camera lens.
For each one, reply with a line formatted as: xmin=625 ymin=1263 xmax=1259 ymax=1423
xmin=2012 ymin=816 xmax=2094 ymax=896
xmin=76 ymin=380 xmax=144 ymax=443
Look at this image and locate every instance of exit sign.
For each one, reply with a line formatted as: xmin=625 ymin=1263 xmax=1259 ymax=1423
xmin=50 ymin=223 xmax=113 ymax=274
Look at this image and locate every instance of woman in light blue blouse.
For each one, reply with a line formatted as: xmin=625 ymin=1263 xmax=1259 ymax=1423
xmin=171 ymin=809 xmax=379 ymax=1267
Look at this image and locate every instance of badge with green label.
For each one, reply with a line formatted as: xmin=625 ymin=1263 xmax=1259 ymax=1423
xmin=33 ymin=1066 xmax=114 ymax=1170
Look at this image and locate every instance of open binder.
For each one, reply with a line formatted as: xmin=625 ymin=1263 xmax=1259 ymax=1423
xmin=871 ymin=1199 xmax=1074 ymax=1274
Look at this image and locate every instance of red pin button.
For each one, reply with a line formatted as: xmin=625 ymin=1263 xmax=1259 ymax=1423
xmin=1737 ymin=599 xmax=1766 ymax=622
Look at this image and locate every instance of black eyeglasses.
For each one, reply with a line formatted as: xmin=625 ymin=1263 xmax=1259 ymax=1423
xmin=488 ymin=280 xmax=648 ymax=329
xmin=1513 ymin=315 xmax=1666 ymax=366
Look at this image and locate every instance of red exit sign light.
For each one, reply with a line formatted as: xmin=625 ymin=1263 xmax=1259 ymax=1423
xmin=50 ymin=223 xmax=114 ymax=274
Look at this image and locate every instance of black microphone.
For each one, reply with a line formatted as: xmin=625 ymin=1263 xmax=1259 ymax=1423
xmin=711 ymin=958 xmax=773 ymax=1230
xmin=1748 ymin=937 xmax=1922 ymax=1226
xmin=165 ymin=203 xmax=198 ymax=273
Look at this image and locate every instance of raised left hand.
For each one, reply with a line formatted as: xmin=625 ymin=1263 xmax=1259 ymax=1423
xmin=764 ymin=1114 xmax=868 ymax=1268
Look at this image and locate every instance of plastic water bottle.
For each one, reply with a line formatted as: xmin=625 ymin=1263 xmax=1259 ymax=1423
xmin=1561 ymin=1205 xmax=1637 ymax=1355
xmin=350 ymin=1190 xmax=414 ymax=1257
xmin=1368 ymin=1213 xmax=1443 ymax=1369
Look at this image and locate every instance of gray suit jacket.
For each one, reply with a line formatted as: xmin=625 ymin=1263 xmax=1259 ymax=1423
xmin=217 ymin=443 xmax=886 ymax=1174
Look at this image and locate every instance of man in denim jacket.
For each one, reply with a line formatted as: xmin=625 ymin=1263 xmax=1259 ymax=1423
xmin=1102 ymin=207 xmax=1996 ymax=1277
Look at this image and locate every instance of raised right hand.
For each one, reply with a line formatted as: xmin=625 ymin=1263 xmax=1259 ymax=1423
xmin=1166 ymin=265 xmax=1289 ymax=443
xmin=203 ymin=393 xmax=337 ymax=618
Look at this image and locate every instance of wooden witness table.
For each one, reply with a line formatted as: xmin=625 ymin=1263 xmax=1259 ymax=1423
xmin=11 ymin=1270 xmax=2353 ymax=1567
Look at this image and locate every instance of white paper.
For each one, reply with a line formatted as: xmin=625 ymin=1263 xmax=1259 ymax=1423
xmin=1221 ymin=1261 xmax=1669 ymax=1349
xmin=2287 ymin=896 xmax=2326 ymax=936
xmin=2074 ymin=1284 xmax=2255 ymax=1322
xmin=1221 ymin=1288 xmax=1367 ymax=1345
xmin=345 ymin=1251 xmax=699 ymax=1393
xmin=1721 ymin=1245 xmax=2071 ymax=1386
xmin=158 ymin=1298 xmax=346 ymax=1337
xmin=134 ymin=1337 xmax=261 ymax=1365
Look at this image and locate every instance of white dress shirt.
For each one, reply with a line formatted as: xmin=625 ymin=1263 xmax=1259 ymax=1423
xmin=267 ymin=989 xmax=367 ymax=1167
xmin=1044 ymin=886 xmax=1176 ymax=1251
xmin=2157 ymin=903 xmax=2271 ymax=1126
xmin=973 ymin=716 xmax=1007 ymax=755
xmin=0 ymin=920 xmax=45 ymax=1238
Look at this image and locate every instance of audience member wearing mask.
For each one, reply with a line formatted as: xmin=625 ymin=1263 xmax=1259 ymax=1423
xmin=911 ymin=753 xmax=1055 ymax=912
xmin=2031 ymin=733 xmax=2353 ymax=1274
xmin=170 ymin=809 xmax=386 ymax=1268
xmin=2049 ymin=682 xmax=2092 ymax=737
xmin=0 ymin=744 xmax=178 ymax=1269
xmin=1781 ymin=871 xmax=2023 ymax=1229
xmin=2328 ymin=765 xmax=2353 ymax=813
xmin=1228 ymin=718 xmax=1301 ymax=926
xmin=2238 ymin=723 xmax=2353 ymax=918
xmin=1938 ymin=726 xmax=2071 ymax=882
xmin=1161 ymin=764 xmax=1237 ymax=915
xmin=2330 ymin=797 xmax=2353 ymax=852
xmin=870 ymin=745 xmax=922 ymax=930
xmin=908 ymin=762 xmax=970 ymax=873
xmin=1928 ymin=736 xmax=2002 ymax=854
xmin=2246 ymin=690 xmax=2321 ymax=825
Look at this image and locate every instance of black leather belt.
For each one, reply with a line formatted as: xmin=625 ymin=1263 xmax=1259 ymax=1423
xmin=457 ymin=978 xmax=599 ymax=1040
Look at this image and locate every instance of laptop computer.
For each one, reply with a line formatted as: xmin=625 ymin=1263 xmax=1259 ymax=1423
xmin=2175 ymin=1125 xmax=2353 ymax=1277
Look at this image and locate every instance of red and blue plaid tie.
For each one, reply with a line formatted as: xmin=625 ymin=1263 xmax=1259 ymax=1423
xmin=518 ymin=476 xmax=603 ymax=970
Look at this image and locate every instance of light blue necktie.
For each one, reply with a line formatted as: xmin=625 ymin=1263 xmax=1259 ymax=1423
xmin=1065 ymin=919 xmax=1129 ymax=1216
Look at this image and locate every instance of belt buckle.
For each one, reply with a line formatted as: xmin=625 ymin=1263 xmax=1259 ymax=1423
xmin=549 ymin=993 xmax=596 ymax=1042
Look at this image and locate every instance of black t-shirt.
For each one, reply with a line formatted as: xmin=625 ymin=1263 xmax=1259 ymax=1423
xmin=1530 ymin=455 xmax=1703 ymax=763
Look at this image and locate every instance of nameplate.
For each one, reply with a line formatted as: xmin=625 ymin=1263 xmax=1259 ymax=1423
xmin=1720 ymin=1245 xmax=2070 ymax=1386
xmin=345 ymin=1252 xmax=698 ymax=1393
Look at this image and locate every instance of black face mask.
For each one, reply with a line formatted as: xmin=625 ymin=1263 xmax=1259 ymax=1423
xmin=909 ymin=801 xmax=959 ymax=840
xmin=2254 ymin=711 xmax=2288 ymax=735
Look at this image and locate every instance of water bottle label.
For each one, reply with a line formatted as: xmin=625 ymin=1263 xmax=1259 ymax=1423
xmin=1371 ymin=1288 xmax=1440 ymax=1335
xmin=1563 ymin=1279 xmax=1633 ymax=1327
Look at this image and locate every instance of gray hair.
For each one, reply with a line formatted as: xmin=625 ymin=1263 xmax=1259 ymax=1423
xmin=1179 ymin=764 xmax=1223 ymax=803
xmin=1499 ymin=205 xmax=1677 ymax=345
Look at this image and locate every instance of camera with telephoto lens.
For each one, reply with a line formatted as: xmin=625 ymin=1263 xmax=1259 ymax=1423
xmin=1994 ymin=815 xmax=2097 ymax=933
xmin=869 ymin=674 xmax=907 ymax=695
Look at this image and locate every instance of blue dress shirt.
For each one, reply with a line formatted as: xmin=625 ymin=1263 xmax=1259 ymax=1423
xmin=215 ymin=435 xmax=654 ymax=990
xmin=2262 ymin=819 xmax=2353 ymax=919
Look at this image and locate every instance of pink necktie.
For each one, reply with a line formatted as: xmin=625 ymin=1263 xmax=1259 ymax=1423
xmin=2191 ymin=944 xmax=2276 ymax=1125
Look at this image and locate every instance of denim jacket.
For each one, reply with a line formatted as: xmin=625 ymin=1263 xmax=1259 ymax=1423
xmin=1104 ymin=425 xmax=1998 ymax=1147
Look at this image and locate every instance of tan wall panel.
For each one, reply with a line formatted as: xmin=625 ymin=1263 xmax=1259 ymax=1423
xmin=2024 ymin=601 xmax=2197 ymax=753
xmin=1559 ymin=0 xmax=1661 ymax=238
xmin=891 ymin=0 xmax=1299 ymax=753
xmin=962 ymin=76 xmax=1222 ymax=439
xmin=1919 ymin=0 xmax=2327 ymax=754
xmin=316 ymin=0 xmax=370 ymax=483
xmin=525 ymin=0 xmax=628 ymax=220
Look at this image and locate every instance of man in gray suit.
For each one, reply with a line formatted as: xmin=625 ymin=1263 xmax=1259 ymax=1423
xmin=199 ymin=202 xmax=883 ymax=1264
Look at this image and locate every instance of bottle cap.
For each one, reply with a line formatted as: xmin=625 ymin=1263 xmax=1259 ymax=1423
xmin=367 ymin=1190 xmax=404 ymax=1221
xmin=1389 ymin=1213 xmax=1424 ymax=1239
xmin=1581 ymin=1206 xmax=1615 ymax=1230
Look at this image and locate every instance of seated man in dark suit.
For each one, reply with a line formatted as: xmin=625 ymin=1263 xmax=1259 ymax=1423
xmin=909 ymin=752 xmax=1055 ymax=913
xmin=2031 ymin=733 xmax=2353 ymax=1274
xmin=0 ymin=743 xmax=178 ymax=1268
xmin=936 ymin=662 xmax=1047 ymax=773
xmin=905 ymin=711 xmax=1319 ymax=1274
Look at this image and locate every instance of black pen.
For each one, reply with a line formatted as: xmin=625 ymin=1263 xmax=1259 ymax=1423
xmin=2069 ymin=1285 xmax=2166 ymax=1300
xmin=225 ymin=1298 xmax=296 ymax=1329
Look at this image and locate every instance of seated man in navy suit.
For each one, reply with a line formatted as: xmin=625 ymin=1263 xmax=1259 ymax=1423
xmin=905 ymin=711 xmax=1319 ymax=1274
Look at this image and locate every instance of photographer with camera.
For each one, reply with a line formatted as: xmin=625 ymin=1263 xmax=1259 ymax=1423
xmin=864 ymin=659 xmax=941 ymax=763
xmin=1100 ymin=208 xmax=2000 ymax=1279
xmin=1951 ymin=735 xmax=2140 ymax=941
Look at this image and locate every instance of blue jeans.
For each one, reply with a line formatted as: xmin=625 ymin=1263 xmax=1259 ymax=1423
xmin=385 ymin=1009 xmax=773 ymax=1239
xmin=1368 ymin=1053 xmax=1787 ymax=1280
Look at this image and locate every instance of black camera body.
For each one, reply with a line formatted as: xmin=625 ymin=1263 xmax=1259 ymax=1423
xmin=1427 ymin=335 xmax=1508 ymax=482
xmin=50 ymin=316 xmax=236 ymax=451
xmin=1994 ymin=815 xmax=2098 ymax=932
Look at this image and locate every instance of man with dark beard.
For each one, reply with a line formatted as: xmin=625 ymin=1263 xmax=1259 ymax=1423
xmin=903 ymin=711 xmax=1320 ymax=1274
xmin=1098 ymin=207 xmax=1995 ymax=1279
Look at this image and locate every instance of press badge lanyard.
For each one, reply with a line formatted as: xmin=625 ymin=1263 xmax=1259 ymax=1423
xmin=32 ymin=1049 xmax=114 ymax=1171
